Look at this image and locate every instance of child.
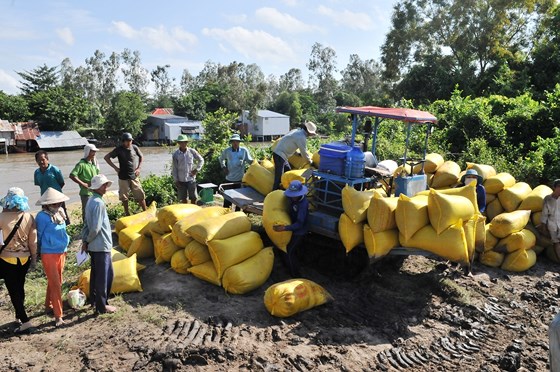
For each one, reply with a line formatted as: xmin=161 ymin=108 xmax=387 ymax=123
xmin=34 ymin=150 xmax=70 ymax=225
xmin=273 ymin=180 xmax=309 ymax=277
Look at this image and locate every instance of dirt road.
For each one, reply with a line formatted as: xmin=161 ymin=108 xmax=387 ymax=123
xmin=0 ymin=234 xmax=557 ymax=371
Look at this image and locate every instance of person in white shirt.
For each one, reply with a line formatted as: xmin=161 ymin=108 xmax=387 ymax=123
xmin=171 ymin=134 xmax=204 ymax=204
xmin=220 ymin=133 xmax=252 ymax=208
xmin=272 ymin=121 xmax=317 ymax=190
xmin=539 ymin=179 xmax=560 ymax=258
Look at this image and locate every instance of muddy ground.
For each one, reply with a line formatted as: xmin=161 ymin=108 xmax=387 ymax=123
xmin=0 ymin=219 xmax=558 ymax=371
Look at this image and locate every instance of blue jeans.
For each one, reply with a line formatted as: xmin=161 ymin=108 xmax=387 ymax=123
xmin=89 ymin=251 xmax=114 ymax=313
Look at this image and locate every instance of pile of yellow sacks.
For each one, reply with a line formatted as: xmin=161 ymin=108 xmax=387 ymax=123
xmin=117 ymin=203 xmax=275 ymax=295
xmin=264 ymin=278 xmax=332 ymax=318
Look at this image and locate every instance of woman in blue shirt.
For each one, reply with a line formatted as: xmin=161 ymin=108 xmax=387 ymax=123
xmin=36 ymin=188 xmax=70 ymax=327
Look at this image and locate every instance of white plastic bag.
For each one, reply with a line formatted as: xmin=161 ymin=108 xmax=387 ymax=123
xmin=67 ymin=289 xmax=86 ymax=309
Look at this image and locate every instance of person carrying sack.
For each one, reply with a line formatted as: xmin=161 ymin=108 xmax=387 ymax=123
xmin=0 ymin=187 xmax=38 ymax=334
xmin=36 ymin=188 xmax=71 ymax=327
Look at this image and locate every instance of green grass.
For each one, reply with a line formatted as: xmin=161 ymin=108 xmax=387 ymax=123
xmin=439 ymin=278 xmax=473 ymax=306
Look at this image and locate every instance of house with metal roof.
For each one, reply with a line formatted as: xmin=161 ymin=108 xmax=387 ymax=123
xmin=240 ymin=109 xmax=290 ymax=141
xmin=144 ymin=114 xmax=203 ymax=143
xmin=34 ymin=131 xmax=89 ymax=150
xmin=0 ymin=120 xmax=15 ymax=154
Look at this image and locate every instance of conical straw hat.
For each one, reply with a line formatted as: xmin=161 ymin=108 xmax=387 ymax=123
xmin=35 ymin=187 xmax=70 ymax=206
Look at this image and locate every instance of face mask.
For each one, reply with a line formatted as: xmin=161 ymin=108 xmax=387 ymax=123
xmin=465 ymin=177 xmax=477 ymax=185
xmin=48 ymin=205 xmax=60 ymax=214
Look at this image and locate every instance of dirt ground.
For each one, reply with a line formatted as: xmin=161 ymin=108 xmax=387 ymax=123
xmin=0 ymin=211 xmax=558 ymax=371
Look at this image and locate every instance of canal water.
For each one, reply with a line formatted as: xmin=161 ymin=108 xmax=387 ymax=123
xmin=0 ymin=147 xmax=174 ymax=212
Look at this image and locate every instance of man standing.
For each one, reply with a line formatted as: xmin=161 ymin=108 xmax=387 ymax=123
xmin=172 ymin=134 xmax=204 ymax=204
xmin=69 ymin=144 xmax=100 ymax=220
xmin=81 ymin=174 xmax=116 ymax=314
xmin=539 ymin=179 xmax=560 ymax=259
xmin=220 ymin=133 xmax=252 ymax=208
xmin=104 ymin=133 xmax=147 ymax=216
xmin=272 ymin=122 xmax=317 ymax=190
xmin=34 ymin=150 xmax=70 ymax=225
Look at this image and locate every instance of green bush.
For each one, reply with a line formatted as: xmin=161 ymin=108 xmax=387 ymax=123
xmin=141 ymin=173 xmax=177 ymax=206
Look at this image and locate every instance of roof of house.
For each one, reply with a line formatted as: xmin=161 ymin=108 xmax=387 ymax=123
xmin=0 ymin=120 xmax=13 ymax=132
xmin=258 ymin=110 xmax=289 ymax=118
xmin=148 ymin=114 xmax=186 ymax=120
xmin=13 ymin=122 xmax=40 ymax=140
xmin=35 ymin=131 xmax=88 ymax=149
xmin=151 ymin=108 xmax=174 ymax=115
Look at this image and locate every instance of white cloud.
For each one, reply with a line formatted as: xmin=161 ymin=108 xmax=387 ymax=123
xmin=56 ymin=27 xmax=75 ymax=46
xmin=0 ymin=70 xmax=20 ymax=95
xmin=281 ymin=0 xmax=298 ymax=6
xmin=111 ymin=21 xmax=197 ymax=53
xmin=255 ymin=7 xmax=317 ymax=34
xmin=317 ymin=6 xmax=374 ymax=31
xmin=202 ymin=27 xmax=295 ymax=62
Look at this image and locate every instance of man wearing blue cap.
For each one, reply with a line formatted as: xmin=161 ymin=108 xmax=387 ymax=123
xmin=273 ymin=180 xmax=309 ymax=277
xmin=220 ymin=133 xmax=253 ymax=208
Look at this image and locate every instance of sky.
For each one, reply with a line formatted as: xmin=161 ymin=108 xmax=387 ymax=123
xmin=0 ymin=0 xmax=398 ymax=95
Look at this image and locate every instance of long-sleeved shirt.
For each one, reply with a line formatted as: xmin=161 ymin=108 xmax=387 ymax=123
xmin=285 ymin=196 xmax=309 ymax=236
xmin=220 ymin=146 xmax=253 ymax=182
xmin=172 ymin=147 xmax=204 ymax=183
xmin=36 ymin=211 xmax=70 ymax=254
xmin=0 ymin=211 xmax=37 ymax=260
xmin=541 ymin=194 xmax=560 ymax=228
xmin=81 ymin=193 xmax=112 ymax=252
xmin=273 ymin=128 xmax=312 ymax=163
xmin=34 ymin=164 xmax=64 ymax=194
xmin=476 ymin=184 xmax=486 ymax=213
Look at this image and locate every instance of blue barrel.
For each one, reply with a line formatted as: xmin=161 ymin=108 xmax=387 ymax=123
xmin=345 ymin=146 xmax=365 ymax=179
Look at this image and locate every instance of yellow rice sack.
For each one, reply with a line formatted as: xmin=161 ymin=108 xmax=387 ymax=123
xmin=173 ymin=206 xmax=232 ymax=245
xmin=485 ymin=224 xmax=498 ymax=252
xmin=118 ymin=222 xmax=149 ymax=252
xmin=147 ymin=220 xmax=168 ymax=235
xmin=363 ymin=225 xmax=398 ymax=259
xmin=222 ymin=247 xmax=274 ymax=295
xmin=139 ymin=217 xmax=158 ymax=237
xmin=417 ymin=184 xmax=479 ymax=212
xmin=151 ymin=232 xmax=163 ymax=264
xmin=483 ymin=173 xmax=516 ymax=194
xmin=501 ymin=249 xmax=537 ymax=272
xmin=157 ymin=204 xmax=201 ymax=232
xmin=281 ymin=169 xmax=308 ymax=190
xmin=400 ymin=221 xmax=469 ymax=264
xmin=518 ymin=185 xmax=552 ymax=212
xmin=531 ymin=211 xmax=541 ymax=226
xmin=264 ymin=279 xmax=333 ymax=318
xmin=288 ymin=151 xmax=313 ymax=169
xmin=466 ymin=162 xmax=496 ymax=181
xmin=187 ymin=211 xmax=251 ymax=244
xmin=157 ymin=233 xmax=182 ymax=263
xmin=489 ymin=210 xmax=531 ymax=238
xmin=171 ymin=250 xmax=191 ymax=274
xmin=486 ymin=198 xmax=504 ymax=222
xmin=208 ymin=231 xmax=264 ymax=279
xmin=368 ymin=192 xmax=398 ymax=233
xmin=494 ymin=229 xmax=536 ymax=253
xmin=498 ymin=182 xmax=532 ymax=212
xmin=524 ymin=221 xmax=552 ymax=250
xmin=79 ymin=254 xmax=143 ymax=297
xmin=413 ymin=153 xmax=444 ymax=174
xmin=342 ymin=185 xmax=375 ymax=224
xmin=261 ymin=158 xmax=275 ymax=172
xmin=263 ymin=190 xmax=292 ymax=253
xmin=479 ymin=251 xmax=505 ymax=268
xmin=486 ymin=193 xmax=496 ymax=205
xmin=393 ymin=164 xmax=412 ymax=177
xmin=188 ymin=261 xmax=221 ymax=286
xmin=463 ymin=216 xmax=476 ymax=261
xmin=127 ymin=234 xmax=154 ymax=259
xmin=474 ymin=214 xmax=487 ymax=253
xmin=431 ymin=161 xmax=460 ymax=188
xmin=184 ymin=240 xmax=211 ymax=266
xmin=395 ymin=194 xmax=429 ymax=240
xmin=242 ymin=161 xmax=274 ymax=195
xmin=115 ymin=201 xmax=157 ymax=233
xmin=428 ymin=190 xmax=475 ymax=235
xmin=171 ymin=221 xmax=194 ymax=248
xmin=312 ymin=151 xmax=320 ymax=168
xmin=339 ymin=213 xmax=364 ymax=254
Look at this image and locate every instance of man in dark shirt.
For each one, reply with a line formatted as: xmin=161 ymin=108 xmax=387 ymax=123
xmin=104 ymin=133 xmax=147 ymax=215
xmin=273 ymin=180 xmax=309 ymax=277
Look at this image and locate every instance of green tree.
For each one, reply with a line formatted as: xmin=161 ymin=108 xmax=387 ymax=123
xmin=271 ymin=91 xmax=303 ymax=126
xmin=307 ymin=43 xmax=338 ymax=113
xmin=0 ymin=91 xmax=30 ymax=122
xmin=340 ymin=54 xmax=384 ymax=103
xmin=530 ymin=3 xmax=560 ymax=96
xmin=173 ymin=88 xmax=211 ymax=120
xmin=121 ymin=49 xmax=149 ymax=97
xmin=28 ymin=87 xmax=90 ymax=130
xmin=105 ymin=91 xmax=147 ymax=137
xmin=17 ymin=64 xmax=58 ymax=96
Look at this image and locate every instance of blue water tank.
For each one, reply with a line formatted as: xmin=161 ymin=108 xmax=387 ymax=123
xmin=345 ymin=146 xmax=365 ymax=179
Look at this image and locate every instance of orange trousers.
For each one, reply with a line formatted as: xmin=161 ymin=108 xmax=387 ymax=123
xmin=41 ymin=253 xmax=66 ymax=318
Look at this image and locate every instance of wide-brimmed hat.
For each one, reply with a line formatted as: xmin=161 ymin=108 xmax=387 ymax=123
xmin=229 ymin=134 xmax=242 ymax=142
xmin=89 ymin=174 xmax=113 ymax=190
xmin=35 ymin=187 xmax=70 ymax=206
xmin=84 ymin=143 xmax=99 ymax=152
xmin=461 ymin=169 xmax=483 ymax=185
xmin=176 ymin=134 xmax=190 ymax=142
xmin=304 ymin=121 xmax=317 ymax=136
xmin=284 ymin=180 xmax=308 ymax=198
xmin=121 ymin=132 xmax=133 ymax=141
xmin=0 ymin=187 xmax=29 ymax=211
